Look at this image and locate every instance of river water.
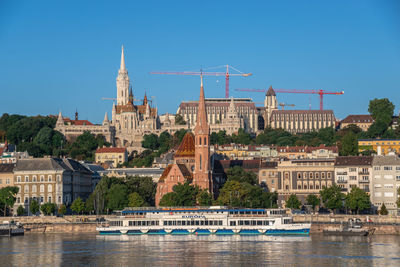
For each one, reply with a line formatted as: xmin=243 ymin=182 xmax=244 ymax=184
xmin=1 ymin=234 xmax=400 ymax=266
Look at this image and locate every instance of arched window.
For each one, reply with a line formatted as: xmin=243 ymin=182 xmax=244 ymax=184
xmin=199 ymin=154 xmax=202 ymax=170
xmin=309 ymin=172 xmax=313 ymax=179
xmin=40 ymin=185 xmax=45 ymax=192
xmin=321 ymin=172 xmax=325 ymax=179
xmin=24 ymin=185 xmax=29 ymax=193
xmin=48 ymin=184 xmax=53 ymax=192
xmin=204 ymin=137 xmax=207 ymax=145
xmin=298 ymin=185 xmax=302 ymax=189
xmin=315 ymin=173 xmax=319 ymax=179
xmin=297 ymin=173 xmax=301 ymax=179
xmin=32 ymin=185 xmax=37 ymax=193
xmin=199 ymin=137 xmax=202 ymax=145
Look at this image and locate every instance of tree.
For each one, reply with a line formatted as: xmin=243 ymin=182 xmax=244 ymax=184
xmin=159 ymin=192 xmax=179 ymax=207
xmin=40 ymin=202 xmax=57 ymax=215
xmin=106 ymin=184 xmax=128 ymax=211
xmin=128 ymin=192 xmax=145 ymax=207
xmin=368 ymin=98 xmax=394 ymax=125
xmin=0 ymin=186 xmax=19 ymax=216
xmin=58 ymin=204 xmax=67 ymax=215
xmin=71 ymin=197 xmax=85 ymax=214
xmin=125 ymin=176 xmax=157 ymax=206
xmin=379 ymin=203 xmax=388 ymax=215
xmin=306 ymin=194 xmax=320 ymax=211
xmin=85 ymin=194 xmax=95 ymax=214
xmin=217 ymin=180 xmax=249 ymax=207
xmin=286 ymin=194 xmax=301 ymax=209
xmin=30 ymin=199 xmax=40 ymax=215
xmin=197 ymin=190 xmax=212 ymax=206
xmin=174 ymin=114 xmax=186 ymax=125
xmin=17 ymin=205 xmax=25 ymax=216
xmin=340 ymin=131 xmax=358 ymax=156
xmin=226 ymin=166 xmax=257 ymax=185
xmin=141 ymin=133 xmax=159 ymax=150
xmin=320 ymin=185 xmax=344 ymax=213
xmin=345 ymin=187 xmax=371 ymax=214
xmin=397 ymin=187 xmax=400 ymax=209
xmin=172 ymin=182 xmax=198 ymax=206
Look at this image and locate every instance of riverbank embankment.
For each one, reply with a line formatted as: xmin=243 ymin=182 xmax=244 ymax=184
xmin=2 ymin=214 xmax=400 ymax=234
xmin=293 ymin=214 xmax=400 ymax=234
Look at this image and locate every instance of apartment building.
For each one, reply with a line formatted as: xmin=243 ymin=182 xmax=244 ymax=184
xmin=358 ymin=139 xmax=400 ymax=155
xmin=334 ymin=156 xmax=373 ymax=193
xmin=13 ymin=158 xmax=93 ymax=212
xmin=371 ymin=155 xmax=400 ymax=215
xmin=95 ymin=147 xmax=128 ymax=167
xmin=0 ymin=164 xmax=14 ymax=189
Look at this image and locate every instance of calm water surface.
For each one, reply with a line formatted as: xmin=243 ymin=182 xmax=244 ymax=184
xmin=1 ymin=233 xmax=400 ymax=266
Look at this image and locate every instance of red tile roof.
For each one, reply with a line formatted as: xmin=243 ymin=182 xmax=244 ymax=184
xmin=64 ymin=118 xmax=94 ymax=125
xmin=175 ymin=132 xmax=195 ymax=158
xmin=96 ymin=147 xmax=126 ymax=153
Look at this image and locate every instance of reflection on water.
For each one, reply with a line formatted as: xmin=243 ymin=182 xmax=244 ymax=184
xmin=1 ymin=234 xmax=400 ymax=266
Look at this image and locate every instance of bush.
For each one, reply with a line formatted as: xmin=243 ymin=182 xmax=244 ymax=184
xmin=379 ymin=203 xmax=389 ymax=215
xmin=17 ymin=205 xmax=25 ymax=216
xmin=58 ymin=204 xmax=67 ymax=215
xmin=40 ymin=202 xmax=57 ymax=215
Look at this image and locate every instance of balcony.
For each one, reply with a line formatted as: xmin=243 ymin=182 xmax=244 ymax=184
xmin=336 ymin=172 xmax=348 ymax=175
xmin=359 ymin=172 xmax=370 ymax=175
xmin=337 ymin=180 xmax=347 ymax=183
xmin=359 ymin=179 xmax=370 ymax=183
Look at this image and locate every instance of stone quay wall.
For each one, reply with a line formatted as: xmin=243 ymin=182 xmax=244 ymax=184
xmin=293 ymin=214 xmax=400 ymax=234
xmin=2 ymin=214 xmax=400 ymax=234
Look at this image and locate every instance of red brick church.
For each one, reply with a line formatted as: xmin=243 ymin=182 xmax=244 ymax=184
xmin=155 ymin=77 xmax=212 ymax=206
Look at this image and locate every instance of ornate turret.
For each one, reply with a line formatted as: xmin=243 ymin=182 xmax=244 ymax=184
xmin=128 ymin=85 xmax=134 ymax=104
xmin=103 ymin=112 xmax=109 ymax=126
xmin=143 ymin=92 xmax=148 ymax=106
xmin=56 ymin=111 xmax=64 ymax=126
xmin=264 ymin=86 xmax=278 ymax=128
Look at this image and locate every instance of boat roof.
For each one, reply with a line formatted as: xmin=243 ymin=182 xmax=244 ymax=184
xmin=120 ymin=207 xmax=282 ymax=214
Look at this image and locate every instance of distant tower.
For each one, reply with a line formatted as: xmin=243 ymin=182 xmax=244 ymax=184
xmin=75 ymin=109 xmax=78 ymax=120
xmin=264 ymin=86 xmax=278 ymax=127
xmin=56 ymin=111 xmax=64 ymax=127
xmin=102 ymin=112 xmax=110 ymax=126
xmin=193 ymin=75 xmax=212 ymax=192
xmin=116 ymin=45 xmax=130 ymax=105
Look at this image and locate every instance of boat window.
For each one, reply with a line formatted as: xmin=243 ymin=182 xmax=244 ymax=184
xmin=209 ymin=221 xmax=213 ymax=226
xmin=177 ymin=221 xmax=181 ymax=226
xmin=200 ymin=221 xmax=204 ymax=225
xmin=244 ymin=220 xmax=250 ymax=226
xmin=168 ymin=221 xmax=172 ymax=226
xmin=239 ymin=220 xmax=243 ymax=225
xmin=205 ymin=221 xmax=209 ymax=225
xmin=246 ymin=211 xmax=251 ymax=215
xmin=230 ymin=221 xmax=236 ymax=226
xmin=182 ymin=221 xmax=186 ymax=226
xmin=195 ymin=221 xmax=199 ymax=226
xmin=240 ymin=211 xmax=244 ymax=215
xmin=163 ymin=221 xmax=167 ymax=226
xmin=257 ymin=221 xmax=262 ymax=225
xmin=219 ymin=221 xmax=222 ymax=225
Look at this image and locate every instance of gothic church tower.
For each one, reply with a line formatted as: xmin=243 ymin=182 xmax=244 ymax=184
xmin=193 ymin=76 xmax=212 ymax=192
xmin=264 ymin=86 xmax=278 ymax=127
xmin=116 ymin=46 xmax=130 ymax=105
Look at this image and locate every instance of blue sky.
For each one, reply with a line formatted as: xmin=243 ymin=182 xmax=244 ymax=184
xmin=1 ymin=0 xmax=399 ymax=123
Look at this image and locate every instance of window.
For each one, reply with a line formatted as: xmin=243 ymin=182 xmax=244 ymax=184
xmin=321 ymin=172 xmax=325 ymax=179
xmin=58 ymin=196 xmax=61 ymax=203
xmin=384 ymin=166 xmax=393 ymax=171
xmin=349 ymin=168 xmax=356 ymax=172
xmin=57 ymin=175 xmax=61 ymax=182
xmin=40 ymin=175 xmax=44 ymax=182
xmin=48 ymin=175 xmax=52 ymax=182
xmin=204 ymin=137 xmax=207 ymax=145
xmin=6 ymin=179 xmax=10 ymax=185
xmin=384 ymin=192 xmax=394 ymax=197
xmin=199 ymin=155 xmax=202 ymax=170
xmin=48 ymin=184 xmax=53 ymax=192
xmin=199 ymin=137 xmax=202 ymax=145
xmin=48 ymin=196 xmax=52 ymax=203
xmin=374 ymin=192 xmax=382 ymax=197
xmin=32 ymin=185 xmax=37 ymax=193
xmin=315 ymin=173 xmax=319 ymax=179
xmin=327 ymin=173 xmax=331 ymax=179
xmin=33 ymin=175 xmax=37 ymax=182
xmin=350 ymin=176 xmax=357 ymax=180
xmin=309 ymin=172 xmax=313 ymax=179
xmin=40 ymin=185 xmax=44 ymax=192
xmin=24 ymin=185 xmax=29 ymax=193
xmin=17 ymin=176 xmax=21 ymax=182
xmin=25 ymin=176 xmax=29 ymax=182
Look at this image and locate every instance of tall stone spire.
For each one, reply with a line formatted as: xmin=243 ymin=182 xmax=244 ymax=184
xmin=103 ymin=112 xmax=109 ymax=126
xmin=120 ymin=45 xmax=126 ymax=71
xmin=116 ymin=45 xmax=130 ymax=105
xmin=193 ymin=75 xmax=211 ymax=193
xmin=194 ymin=75 xmax=209 ymax=134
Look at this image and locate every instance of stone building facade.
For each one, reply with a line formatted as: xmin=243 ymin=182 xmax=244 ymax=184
xmin=264 ymin=86 xmax=336 ymax=133
xmin=55 ymin=111 xmax=115 ymax=144
xmin=334 ymin=156 xmax=373 ymax=193
xmin=13 ymin=158 xmax=92 ymax=212
xmin=177 ymin=98 xmax=259 ymax=133
xmin=260 ymin=158 xmax=335 ymax=205
xmin=340 ymin=115 xmax=373 ymax=131
xmin=95 ymin=147 xmax=128 ymax=167
xmin=0 ymin=164 xmax=14 ymax=189
xmin=358 ymin=139 xmax=400 ymax=156
xmin=371 ymin=155 xmax=400 ymax=215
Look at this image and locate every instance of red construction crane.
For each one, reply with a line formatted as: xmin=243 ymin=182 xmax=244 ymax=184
xmin=235 ymin=87 xmax=344 ymax=110
xmin=279 ymin=103 xmax=295 ymax=110
xmin=151 ymin=65 xmax=252 ymax=98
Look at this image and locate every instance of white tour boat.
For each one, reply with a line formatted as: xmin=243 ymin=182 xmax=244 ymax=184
xmin=96 ymin=207 xmax=311 ymax=236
